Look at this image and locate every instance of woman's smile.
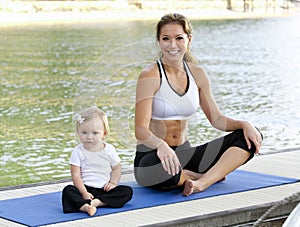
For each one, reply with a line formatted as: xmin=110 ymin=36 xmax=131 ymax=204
xmin=167 ymin=50 xmax=180 ymax=55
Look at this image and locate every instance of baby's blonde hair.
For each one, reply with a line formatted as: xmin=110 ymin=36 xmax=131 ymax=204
xmin=75 ymin=106 xmax=110 ymax=135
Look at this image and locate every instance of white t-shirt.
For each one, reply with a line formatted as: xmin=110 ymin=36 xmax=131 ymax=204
xmin=69 ymin=142 xmax=121 ymax=188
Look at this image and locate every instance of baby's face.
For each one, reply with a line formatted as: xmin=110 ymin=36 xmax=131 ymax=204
xmin=77 ymin=116 xmax=106 ymax=152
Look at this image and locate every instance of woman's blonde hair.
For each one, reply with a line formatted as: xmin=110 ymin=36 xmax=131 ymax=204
xmin=75 ymin=106 xmax=110 ymax=134
xmin=156 ymin=13 xmax=197 ymax=64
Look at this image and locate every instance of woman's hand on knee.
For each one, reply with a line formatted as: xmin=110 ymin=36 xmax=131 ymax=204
xmin=242 ymin=122 xmax=263 ymax=154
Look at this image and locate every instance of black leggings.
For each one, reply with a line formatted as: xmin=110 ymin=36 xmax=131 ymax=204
xmin=134 ymin=129 xmax=260 ymax=189
xmin=62 ymin=184 xmax=133 ymax=213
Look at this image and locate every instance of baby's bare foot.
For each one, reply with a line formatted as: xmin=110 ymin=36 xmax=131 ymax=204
xmin=91 ymin=198 xmax=106 ymax=207
xmin=80 ymin=204 xmax=97 ymax=216
xmin=87 ymin=205 xmax=96 ymax=216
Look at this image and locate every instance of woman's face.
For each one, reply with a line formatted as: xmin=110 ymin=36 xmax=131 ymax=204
xmin=158 ymin=23 xmax=192 ymax=63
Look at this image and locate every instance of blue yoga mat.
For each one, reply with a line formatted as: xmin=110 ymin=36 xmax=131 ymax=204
xmin=0 ymin=170 xmax=299 ymax=227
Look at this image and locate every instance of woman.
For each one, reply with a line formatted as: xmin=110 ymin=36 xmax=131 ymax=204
xmin=134 ymin=13 xmax=263 ymax=196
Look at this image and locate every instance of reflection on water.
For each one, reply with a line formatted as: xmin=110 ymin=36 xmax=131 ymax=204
xmin=0 ymin=15 xmax=299 ymax=187
xmin=192 ymin=16 xmax=300 ymax=151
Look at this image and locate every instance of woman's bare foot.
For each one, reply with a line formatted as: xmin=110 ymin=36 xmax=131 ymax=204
xmin=183 ymin=169 xmax=203 ymax=180
xmin=80 ymin=203 xmax=97 ymax=216
xmin=183 ymin=169 xmax=226 ymax=182
xmin=182 ymin=179 xmax=204 ymax=196
xmin=182 ymin=180 xmax=194 ymax=196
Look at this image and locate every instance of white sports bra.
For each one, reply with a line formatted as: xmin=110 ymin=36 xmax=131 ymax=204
xmin=151 ymin=59 xmax=199 ymax=120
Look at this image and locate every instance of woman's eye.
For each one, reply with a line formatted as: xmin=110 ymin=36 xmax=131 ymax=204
xmin=176 ymin=36 xmax=184 ymax=40
xmin=162 ymin=37 xmax=169 ymax=41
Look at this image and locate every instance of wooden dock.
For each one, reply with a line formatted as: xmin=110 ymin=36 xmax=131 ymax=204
xmin=1 ymin=150 xmax=299 ymax=226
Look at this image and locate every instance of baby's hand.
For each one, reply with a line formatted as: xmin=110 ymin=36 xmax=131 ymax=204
xmin=82 ymin=192 xmax=94 ymax=200
xmin=103 ymin=182 xmax=117 ymax=192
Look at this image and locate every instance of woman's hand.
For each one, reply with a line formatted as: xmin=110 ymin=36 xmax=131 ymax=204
xmin=243 ymin=122 xmax=263 ymax=154
xmin=157 ymin=142 xmax=181 ymax=176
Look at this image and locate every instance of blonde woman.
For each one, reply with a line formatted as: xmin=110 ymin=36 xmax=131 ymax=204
xmin=134 ymin=13 xmax=263 ymax=196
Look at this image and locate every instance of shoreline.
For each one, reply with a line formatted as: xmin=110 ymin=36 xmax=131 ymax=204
xmin=0 ymin=7 xmax=298 ymax=26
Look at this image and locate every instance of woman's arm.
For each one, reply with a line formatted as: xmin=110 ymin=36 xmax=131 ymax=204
xmin=135 ymin=64 xmax=162 ymax=147
xmin=70 ymin=164 xmax=94 ymax=200
xmin=191 ymin=65 xmax=262 ymax=153
xmin=135 ymin=64 xmax=181 ymax=175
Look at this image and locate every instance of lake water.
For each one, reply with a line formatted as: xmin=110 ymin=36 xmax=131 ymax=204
xmin=1 ymin=13 xmax=299 ymax=187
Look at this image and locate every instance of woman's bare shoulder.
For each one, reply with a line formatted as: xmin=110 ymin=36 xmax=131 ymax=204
xmin=187 ymin=62 xmax=206 ymax=75
xmin=139 ymin=62 xmax=159 ymax=79
xmin=136 ymin=62 xmax=160 ymax=94
xmin=187 ymin=62 xmax=210 ymax=85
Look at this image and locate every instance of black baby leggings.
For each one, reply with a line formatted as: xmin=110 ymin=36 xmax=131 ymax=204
xmin=62 ymin=184 xmax=133 ymax=213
